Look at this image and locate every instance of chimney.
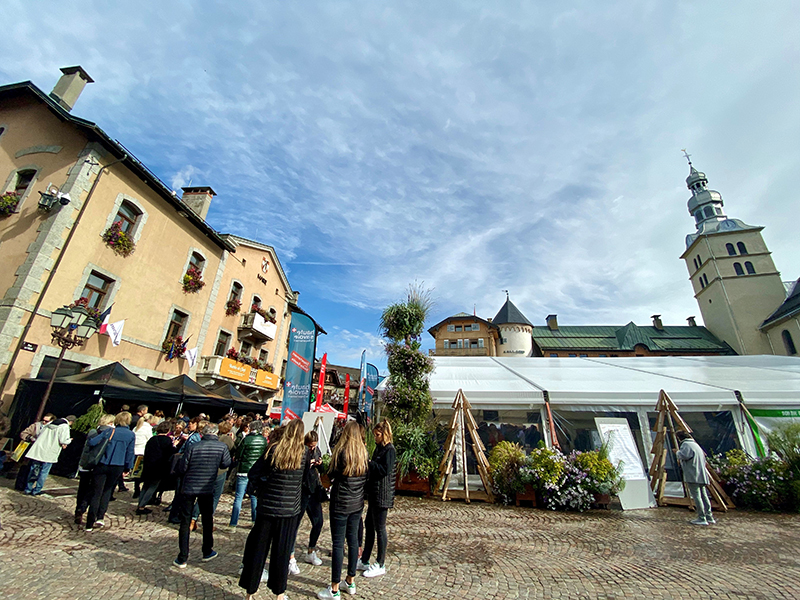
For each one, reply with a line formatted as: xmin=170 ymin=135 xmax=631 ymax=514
xmin=687 ymin=316 xmax=697 ymax=327
xmin=651 ymin=314 xmax=664 ymax=330
xmin=546 ymin=314 xmax=558 ymax=330
xmin=50 ymin=66 xmax=94 ymax=112
xmin=181 ymin=186 xmax=216 ymax=220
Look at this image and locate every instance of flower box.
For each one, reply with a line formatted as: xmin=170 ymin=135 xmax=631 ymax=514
xmin=101 ymin=221 xmax=136 ymax=257
xmin=515 ymin=483 xmax=539 ymax=507
xmin=0 ymin=191 xmax=21 ymax=217
xmin=592 ymin=492 xmax=612 ymax=509
xmin=225 ymin=298 xmax=242 ymax=316
xmin=395 ymin=470 xmax=431 ymax=496
xmin=182 ymin=266 xmax=205 ymax=293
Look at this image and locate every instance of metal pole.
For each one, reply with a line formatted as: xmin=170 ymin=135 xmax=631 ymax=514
xmin=35 ymin=343 xmax=67 ymax=423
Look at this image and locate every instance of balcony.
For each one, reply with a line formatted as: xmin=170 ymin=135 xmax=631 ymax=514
xmin=429 ymin=347 xmax=490 ymax=357
xmin=197 ymin=355 xmax=280 ymax=390
xmin=238 ymin=311 xmax=277 ymax=343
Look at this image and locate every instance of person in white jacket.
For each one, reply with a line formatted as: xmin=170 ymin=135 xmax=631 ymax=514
xmin=24 ymin=415 xmax=75 ymax=496
xmin=132 ymin=414 xmax=155 ymax=498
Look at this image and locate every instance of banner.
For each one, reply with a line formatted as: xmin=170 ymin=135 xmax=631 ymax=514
xmin=357 ymin=350 xmax=366 ymax=412
xmin=342 ymin=373 xmax=350 ymax=418
xmin=364 ymin=363 xmax=379 ymax=418
xmin=315 ymin=352 xmax=327 ymax=411
xmin=282 ymin=311 xmax=317 ymax=422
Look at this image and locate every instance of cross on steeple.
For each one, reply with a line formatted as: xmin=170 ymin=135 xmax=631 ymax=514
xmin=681 ymin=148 xmax=693 ymax=167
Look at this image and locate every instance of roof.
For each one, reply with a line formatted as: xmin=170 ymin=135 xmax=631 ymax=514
xmin=531 ymin=322 xmax=734 ymax=354
xmin=0 ymin=81 xmax=236 ymax=252
xmin=492 ymin=299 xmax=533 ymax=326
xmin=223 ymin=234 xmax=294 ymax=298
xmin=761 ymin=278 xmax=800 ymax=330
xmin=428 ymin=313 xmax=499 ymax=337
xmin=422 ymin=355 xmax=800 ymax=409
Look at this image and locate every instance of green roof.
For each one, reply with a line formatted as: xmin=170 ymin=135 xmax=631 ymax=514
xmin=531 ymin=323 xmax=734 ymax=354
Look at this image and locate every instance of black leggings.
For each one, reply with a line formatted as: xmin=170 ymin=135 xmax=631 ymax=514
xmin=304 ymin=495 xmax=324 ymax=549
xmin=239 ymin=513 xmax=300 ymax=596
xmin=330 ymin=510 xmax=361 ymax=584
xmin=361 ymin=503 xmax=389 ymax=566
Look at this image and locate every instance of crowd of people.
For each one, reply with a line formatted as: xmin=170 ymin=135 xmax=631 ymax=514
xmin=7 ymin=404 xmax=397 ymax=600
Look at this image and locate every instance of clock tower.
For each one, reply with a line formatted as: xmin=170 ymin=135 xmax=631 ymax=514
xmin=679 ymin=156 xmax=786 ymax=355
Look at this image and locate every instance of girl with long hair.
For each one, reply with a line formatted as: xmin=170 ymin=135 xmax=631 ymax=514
xmin=359 ymin=419 xmax=396 ymax=578
xmin=317 ymin=421 xmax=369 ymax=600
xmin=239 ymin=419 xmax=307 ymax=600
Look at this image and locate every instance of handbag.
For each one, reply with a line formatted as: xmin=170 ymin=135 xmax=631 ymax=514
xmin=81 ymin=428 xmax=115 ymax=470
xmin=9 ymin=441 xmax=30 ymax=462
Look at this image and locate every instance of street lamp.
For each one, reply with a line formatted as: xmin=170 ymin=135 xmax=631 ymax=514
xmin=36 ymin=303 xmax=100 ymax=422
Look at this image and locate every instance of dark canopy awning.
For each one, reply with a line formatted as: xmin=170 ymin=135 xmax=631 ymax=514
xmin=156 ymin=375 xmax=231 ymax=409
xmin=211 ymin=383 xmax=270 ymax=413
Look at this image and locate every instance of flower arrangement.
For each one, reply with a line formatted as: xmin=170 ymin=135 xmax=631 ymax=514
xmin=101 ymin=221 xmax=136 ymax=257
xmin=226 ymin=347 xmax=241 ymax=361
xmin=0 ymin=191 xmax=21 ymax=216
xmin=488 ymin=441 xmax=527 ymax=504
xmin=520 ymin=445 xmax=565 ymax=491
xmin=182 ymin=266 xmax=205 ymax=293
xmin=161 ymin=335 xmax=186 ymax=360
xmin=225 ymin=298 xmax=242 ymax=316
xmin=71 ymin=297 xmax=101 ymax=321
xmin=709 ymin=449 xmax=792 ymax=511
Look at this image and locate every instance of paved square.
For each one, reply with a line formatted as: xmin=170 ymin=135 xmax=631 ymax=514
xmin=1 ymin=477 xmax=799 ymax=599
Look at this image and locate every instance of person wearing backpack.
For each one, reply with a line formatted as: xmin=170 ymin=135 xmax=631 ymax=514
xmin=74 ymin=414 xmax=115 ymax=525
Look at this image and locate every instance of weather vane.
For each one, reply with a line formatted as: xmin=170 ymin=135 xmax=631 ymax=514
xmin=502 ymin=289 xmax=509 ymax=299
xmin=681 ymin=148 xmax=692 ymax=166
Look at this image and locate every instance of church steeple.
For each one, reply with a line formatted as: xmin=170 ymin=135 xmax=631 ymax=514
xmin=683 ymin=150 xmax=726 ymax=230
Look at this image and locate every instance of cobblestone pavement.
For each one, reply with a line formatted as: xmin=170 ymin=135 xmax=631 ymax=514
xmin=1 ymin=476 xmax=800 ymax=600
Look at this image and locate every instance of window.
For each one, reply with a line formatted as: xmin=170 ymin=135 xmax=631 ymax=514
xmin=165 ymin=309 xmax=188 ymax=341
xmin=700 ymin=278 xmax=705 ymax=289
xmin=693 ymin=258 xmax=698 ymax=270
xmin=501 ymin=337 xmax=508 ymax=344
xmin=443 ymin=340 xmax=450 ymax=349
xmin=696 ymin=254 xmax=702 ymax=267
xmin=469 ymin=339 xmax=478 ymax=349
xmin=745 ymin=261 xmax=756 ymax=275
xmin=737 ymin=242 xmax=748 ymax=255
xmin=598 ymin=354 xmax=607 ymax=357
xmin=694 ymin=211 xmax=702 ymax=223
xmin=214 ymin=331 xmax=231 ymax=356
xmin=568 ymin=354 xmax=577 ymax=358
xmin=14 ymin=169 xmax=36 ymax=196
xmin=114 ymin=201 xmax=141 ymax=234
xmin=483 ymin=410 xmax=499 ymax=421
xmin=455 ymin=325 xmax=462 ymax=332
xmin=734 ymin=262 xmax=744 ymax=276
xmin=478 ymin=338 xmax=484 ymax=348
xmin=81 ymin=271 xmax=112 ymax=308
xmin=447 ymin=324 xmax=455 ymax=332
xmin=259 ymin=349 xmax=269 ymax=363
xmin=715 ymin=207 xmax=723 ymax=215
xmin=549 ymin=353 xmax=558 ymax=357
xmin=783 ymin=330 xmax=797 ymax=356
xmin=252 ymin=295 xmax=262 ymax=309
xmin=240 ymin=341 xmax=252 ymax=357
xmin=188 ymin=251 xmax=205 ymax=273
xmin=457 ymin=339 xmax=463 ymax=349
xmin=704 ymin=274 xmax=709 ymax=286
xmin=37 ymin=357 xmax=87 ymax=380
xmin=229 ymin=281 xmax=243 ymax=302
xmin=726 ymin=243 xmax=736 ymax=256
xmin=704 ymin=206 xmax=714 ymax=218
xmin=579 ymin=354 xmax=588 ymax=358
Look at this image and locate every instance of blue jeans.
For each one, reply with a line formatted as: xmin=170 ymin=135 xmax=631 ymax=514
xmin=230 ymin=475 xmax=257 ymax=526
xmin=25 ymin=460 xmax=53 ymax=495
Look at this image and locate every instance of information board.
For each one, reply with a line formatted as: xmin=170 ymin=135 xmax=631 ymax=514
xmin=594 ymin=417 xmax=656 ymax=510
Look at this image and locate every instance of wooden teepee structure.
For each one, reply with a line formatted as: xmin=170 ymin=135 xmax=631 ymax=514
xmin=437 ymin=389 xmax=494 ymax=503
xmin=649 ymin=389 xmax=734 ymax=511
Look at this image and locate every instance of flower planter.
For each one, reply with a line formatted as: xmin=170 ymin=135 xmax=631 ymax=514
xmin=592 ymin=492 xmax=612 ymax=509
xmin=396 ymin=470 xmax=431 ymax=497
xmin=515 ymin=483 xmax=538 ymax=507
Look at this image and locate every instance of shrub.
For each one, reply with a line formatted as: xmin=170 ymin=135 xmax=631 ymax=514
xmin=488 ymin=441 xmax=526 ymax=504
xmin=710 ymin=449 xmax=791 ymax=511
xmin=394 ymin=421 xmax=442 ymax=482
xmin=225 ymin=298 xmax=242 ymax=316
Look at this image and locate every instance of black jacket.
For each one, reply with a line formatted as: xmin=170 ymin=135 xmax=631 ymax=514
xmin=330 ymin=458 xmax=368 ymax=515
xmin=177 ymin=434 xmax=231 ymax=495
xmin=142 ymin=434 xmax=177 ymax=482
xmin=303 ymin=446 xmax=323 ymax=498
xmin=368 ymin=443 xmax=396 ymax=509
xmin=249 ymin=449 xmax=308 ymax=519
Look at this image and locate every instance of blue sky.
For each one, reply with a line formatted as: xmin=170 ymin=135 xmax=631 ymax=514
xmin=3 ymin=2 xmax=799 ymax=372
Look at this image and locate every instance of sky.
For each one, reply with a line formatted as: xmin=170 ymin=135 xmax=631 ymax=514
xmin=2 ymin=1 xmax=799 ymax=372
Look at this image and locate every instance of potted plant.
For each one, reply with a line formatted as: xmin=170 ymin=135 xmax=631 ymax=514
xmin=101 ymin=221 xmax=136 ymax=257
xmin=70 ymin=297 xmax=102 ymax=322
xmin=393 ymin=421 xmax=442 ymax=496
xmin=182 ymin=266 xmax=205 ymax=293
xmin=0 ymin=191 xmax=21 ymax=217
xmin=488 ymin=441 xmax=526 ymax=504
xmin=161 ymin=335 xmax=186 ymax=360
xmin=572 ymin=445 xmax=623 ymax=509
xmin=518 ymin=444 xmax=565 ymax=507
xmin=226 ymin=298 xmax=242 ymax=316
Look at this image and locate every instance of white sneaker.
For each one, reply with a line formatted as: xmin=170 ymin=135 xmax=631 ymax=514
xmin=317 ymin=585 xmax=341 ymax=599
xmin=288 ymin=557 xmax=300 ymax=575
xmin=707 ymin=516 xmax=716 ymax=524
xmin=305 ymin=551 xmax=323 ymax=566
xmin=363 ymin=563 xmax=386 ymax=578
xmin=355 ymin=559 xmax=368 ymax=571
xmin=690 ymin=518 xmax=709 ymax=526
xmin=260 ymin=569 xmax=269 ymax=583
xmin=95 ymin=520 xmax=105 ymax=528
xmin=344 ymin=580 xmax=356 ymax=595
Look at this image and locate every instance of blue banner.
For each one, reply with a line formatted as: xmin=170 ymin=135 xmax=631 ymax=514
xmin=281 ymin=311 xmax=317 ymax=421
xmin=364 ymin=363 xmax=379 ymax=418
xmin=357 ymin=350 xmax=366 ymax=412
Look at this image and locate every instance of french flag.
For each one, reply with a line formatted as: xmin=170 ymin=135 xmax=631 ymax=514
xmin=98 ymin=304 xmax=114 ymax=335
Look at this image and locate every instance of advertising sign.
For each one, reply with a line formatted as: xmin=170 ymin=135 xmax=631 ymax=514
xmin=255 ymin=369 xmax=280 ymax=390
xmin=342 ymin=373 xmax=351 ymax=417
xmin=315 ymin=353 xmax=328 ymax=411
xmin=220 ymin=358 xmax=251 ymax=383
xmin=364 ymin=363 xmax=379 ymax=418
xmin=357 ymin=350 xmax=366 ymax=412
xmin=282 ymin=312 xmax=317 ymax=421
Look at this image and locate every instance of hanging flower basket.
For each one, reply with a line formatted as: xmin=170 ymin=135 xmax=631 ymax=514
xmin=101 ymin=221 xmax=136 ymax=257
xmin=226 ymin=347 xmax=240 ymax=362
xmin=226 ymin=298 xmax=242 ymax=316
xmin=182 ymin=266 xmax=205 ymax=294
xmin=0 ymin=191 xmax=21 ymax=217
xmin=162 ymin=335 xmax=186 ymax=360
xmin=71 ymin=297 xmax=101 ymax=322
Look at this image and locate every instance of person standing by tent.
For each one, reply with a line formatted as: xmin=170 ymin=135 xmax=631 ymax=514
xmin=85 ymin=412 xmax=135 ymax=531
xmin=676 ymin=430 xmax=715 ymax=525
xmin=24 ymin=414 xmax=75 ymax=496
xmin=130 ymin=405 xmax=149 ymax=430
xmin=75 ymin=414 xmax=115 ymax=524
xmin=317 ymin=421 xmax=368 ymax=600
xmin=14 ymin=413 xmax=55 ymax=491
xmin=230 ymin=420 xmax=267 ymax=527
xmin=136 ymin=420 xmax=177 ymax=515
xmin=359 ymin=419 xmax=396 ymax=578
xmin=239 ymin=419 xmax=307 ymax=600
xmin=132 ymin=414 xmax=155 ymax=498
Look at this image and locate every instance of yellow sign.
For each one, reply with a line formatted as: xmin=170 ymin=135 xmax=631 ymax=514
xmin=219 ymin=358 xmax=251 ymax=383
xmin=256 ymin=369 xmax=280 ymax=390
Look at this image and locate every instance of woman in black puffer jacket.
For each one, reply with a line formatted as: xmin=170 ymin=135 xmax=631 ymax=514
xmin=316 ymin=421 xmax=368 ymax=600
xmin=360 ymin=419 xmax=396 ymax=578
xmin=240 ymin=419 xmax=307 ymax=600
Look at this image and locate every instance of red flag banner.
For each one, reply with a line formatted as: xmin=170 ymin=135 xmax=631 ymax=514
xmin=315 ymin=353 xmax=327 ymax=411
xmin=343 ymin=373 xmax=350 ymax=417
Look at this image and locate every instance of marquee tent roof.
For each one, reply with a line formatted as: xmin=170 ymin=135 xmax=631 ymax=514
xmin=418 ymin=355 xmax=800 ymax=411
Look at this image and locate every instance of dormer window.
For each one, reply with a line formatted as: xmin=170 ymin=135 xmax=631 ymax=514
xmin=703 ymin=206 xmax=714 ymax=218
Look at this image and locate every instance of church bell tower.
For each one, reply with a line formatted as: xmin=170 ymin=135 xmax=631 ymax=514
xmin=679 ymin=153 xmax=785 ymax=355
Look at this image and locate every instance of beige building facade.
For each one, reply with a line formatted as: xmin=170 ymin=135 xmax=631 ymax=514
xmin=428 ymin=312 xmax=500 ymax=357
xmin=0 ymin=67 xmax=309 ymax=413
